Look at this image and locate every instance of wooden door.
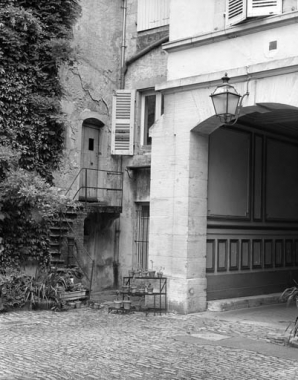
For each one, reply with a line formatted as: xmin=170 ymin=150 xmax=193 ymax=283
xmin=80 ymin=126 xmax=100 ymax=201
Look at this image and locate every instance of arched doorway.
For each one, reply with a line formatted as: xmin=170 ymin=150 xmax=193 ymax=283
xmin=80 ymin=118 xmax=104 ymax=201
xmin=205 ymin=104 xmax=298 ymax=299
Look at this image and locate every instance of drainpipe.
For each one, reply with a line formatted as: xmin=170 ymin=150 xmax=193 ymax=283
xmin=123 ymin=35 xmax=169 ymax=76
xmin=114 ymin=0 xmax=127 ymax=287
xmin=120 ymin=0 xmax=127 ymax=90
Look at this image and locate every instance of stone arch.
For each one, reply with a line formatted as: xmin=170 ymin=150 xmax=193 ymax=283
xmin=191 ymin=102 xmax=298 ymax=136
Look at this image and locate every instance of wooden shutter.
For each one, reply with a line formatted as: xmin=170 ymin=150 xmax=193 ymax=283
xmin=111 ymin=90 xmax=135 ymax=155
xmin=137 ymin=0 xmax=170 ymax=31
xmin=247 ymin=0 xmax=282 ymax=17
xmin=226 ymin=0 xmax=247 ymax=27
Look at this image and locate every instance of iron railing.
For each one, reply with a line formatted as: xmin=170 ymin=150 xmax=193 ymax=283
xmin=65 ymin=168 xmax=123 ymax=209
xmin=59 ymin=168 xmax=123 ymax=298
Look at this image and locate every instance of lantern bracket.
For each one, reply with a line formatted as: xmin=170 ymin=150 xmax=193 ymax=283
xmin=210 ymin=73 xmax=250 ymax=125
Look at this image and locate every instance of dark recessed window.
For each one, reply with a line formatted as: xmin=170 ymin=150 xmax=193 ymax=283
xmin=89 ymin=138 xmax=94 ymax=151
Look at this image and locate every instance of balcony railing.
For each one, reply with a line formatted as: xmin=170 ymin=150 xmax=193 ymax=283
xmin=65 ymin=168 xmax=123 ymax=209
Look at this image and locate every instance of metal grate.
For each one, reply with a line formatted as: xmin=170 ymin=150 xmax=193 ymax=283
xmin=135 ymin=205 xmax=150 ymax=270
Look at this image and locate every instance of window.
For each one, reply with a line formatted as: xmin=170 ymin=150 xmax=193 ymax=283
xmin=140 ymin=91 xmax=163 ymax=146
xmin=137 ymin=0 xmax=170 ymax=32
xmin=135 ymin=204 xmax=150 ymax=270
xmin=226 ymin=0 xmax=282 ymax=27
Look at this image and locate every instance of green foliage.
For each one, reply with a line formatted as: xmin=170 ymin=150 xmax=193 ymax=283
xmin=0 ymin=0 xmax=81 ymax=181
xmin=0 ymin=1 xmax=81 ymax=267
xmin=0 ymin=266 xmax=85 ymax=311
xmin=0 ymin=166 xmax=78 ymax=267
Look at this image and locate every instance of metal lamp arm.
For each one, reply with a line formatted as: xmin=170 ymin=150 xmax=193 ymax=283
xmin=229 ymin=91 xmax=250 ymax=126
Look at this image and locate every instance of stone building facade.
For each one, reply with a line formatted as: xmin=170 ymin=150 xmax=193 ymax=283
xmin=55 ymin=0 xmax=168 ymax=294
xmin=55 ymin=0 xmax=298 ymax=313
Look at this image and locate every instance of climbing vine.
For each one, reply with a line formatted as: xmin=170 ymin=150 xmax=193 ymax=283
xmin=0 ymin=0 xmax=81 ymax=180
xmin=0 ymin=0 xmax=81 ymax=267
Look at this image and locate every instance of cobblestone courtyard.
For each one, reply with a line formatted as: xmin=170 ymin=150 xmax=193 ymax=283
xmin=1 ymin=306 xmax=298 ymax=380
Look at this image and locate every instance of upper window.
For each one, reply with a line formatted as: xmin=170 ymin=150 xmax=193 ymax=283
xmin=137 ymin=0 xmax=170 ymax=32
xmin=226 ymin=0 xmax=282 ymax=27
xmin=140 ymin=91 xmax=163 ymax=146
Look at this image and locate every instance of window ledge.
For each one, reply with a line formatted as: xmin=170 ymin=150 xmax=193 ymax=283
xmin=163 ymin=11 xmax=298 ymax=53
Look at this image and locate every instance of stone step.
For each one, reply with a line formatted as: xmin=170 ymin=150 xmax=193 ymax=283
xmin=207 ymin=293 xmax=284 ymax=312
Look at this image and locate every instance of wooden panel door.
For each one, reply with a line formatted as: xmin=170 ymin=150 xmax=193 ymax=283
xmin=80 ymin=126 xmax=99 ymax=201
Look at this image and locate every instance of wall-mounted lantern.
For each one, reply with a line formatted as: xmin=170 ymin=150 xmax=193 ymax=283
xmin=210 ymin=73 xmax=249 ymax=125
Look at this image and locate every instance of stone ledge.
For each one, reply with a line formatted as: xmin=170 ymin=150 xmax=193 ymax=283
xmin=207 ymin=293 xmax=284 ymax=312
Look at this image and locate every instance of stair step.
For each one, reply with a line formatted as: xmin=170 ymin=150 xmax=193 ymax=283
xmin=49 ymin=249 xmax=61 ymax=254
xmin=50 ymin=258 xmax=65 ymax=263
xmin=50 ymin=226 xmax=69 ymax=231
xmin=51 ymin=217 xmax=74 ymax=222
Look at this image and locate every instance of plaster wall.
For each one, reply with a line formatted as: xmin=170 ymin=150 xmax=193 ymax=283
xmin=167 ymin=23 xmax=298 ymax=81
xmin=169 ymin=0 xmax=298 ymax=41
xmin=54 ymin=0 xmax=123 ymax=193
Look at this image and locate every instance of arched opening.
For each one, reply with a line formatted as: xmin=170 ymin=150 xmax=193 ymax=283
xmin=204 ymin=104 xmax=298 ymax=299
xmin=80 ymin=118 xmax=104 ymax=201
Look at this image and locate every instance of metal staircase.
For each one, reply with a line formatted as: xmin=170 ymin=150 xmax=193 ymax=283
xmin=49 ymin=210 xmax=78 ymax=268
xmin=48 ymin=168 xmax=124 ymax=296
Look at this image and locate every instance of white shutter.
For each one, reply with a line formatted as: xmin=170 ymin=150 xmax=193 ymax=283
xmin=247 ymin=0 xmax=282 ymax=17
xmin=226 ymin=0 xmax=247 ymax=27
xmin=137 ymin=0 xmax=170 ymax=32
xmin=111 ymin=90 xmax=135 ymax=155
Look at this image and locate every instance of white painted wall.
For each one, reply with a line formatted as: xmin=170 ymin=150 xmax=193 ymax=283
xmin=169 ymin=0 xmax=217 ymax=41
xmin=169 ymin=0 xmax=298 ymax=42
xmin=167 ymin=23 xmax=298 ymax=80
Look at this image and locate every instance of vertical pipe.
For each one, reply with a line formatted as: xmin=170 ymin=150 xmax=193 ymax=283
xmin=89 ymin=259 xmax=95 ymax=300
xmin=113 ymin=0 xmax=127 ymax=288
xmin=120 ymin=0 xmax=127 ymax=89
xmin=85 ymin=169 xmax=87 ymax=207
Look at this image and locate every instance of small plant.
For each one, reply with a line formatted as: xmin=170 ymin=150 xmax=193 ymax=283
xmin=115 ymin=290 xmax=120 ymax=301
xmin=281 ymin=280 xmax=298 ymax=306
xmin=147 ymin=283 xmax=153 ymax=294
xmin=281 ymin=280 xmax=298 ymax=343
xmin=285 ymin=317 xmax=298 ymax=341
xmin=114 ymin=290 xmax=122 ymax=309
xmin=157 ymin=267 xmax=165 ymax=277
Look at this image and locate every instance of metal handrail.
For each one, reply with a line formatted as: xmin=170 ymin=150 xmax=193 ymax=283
xmin=65 ymin=168 xmax=123 ymax=196
xmin=58 ymin=167 xmax=123 ymax=298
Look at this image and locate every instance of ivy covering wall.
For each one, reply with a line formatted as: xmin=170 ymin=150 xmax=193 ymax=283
xmin=0 ymin=0 xmax=80 ymax=180
xmin=0 ymin=0 xmax=81 ymax=267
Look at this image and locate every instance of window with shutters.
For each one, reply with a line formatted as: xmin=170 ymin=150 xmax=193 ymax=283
xmin=137 ymin=0 xmax=170 ymax=32
xmin=140 ymin=90 xmax=164 ymax=146
xmin=226 ymin=0 xmax=282 ymax=27
xmin=111 ymin=90 xmax=135 ymax=155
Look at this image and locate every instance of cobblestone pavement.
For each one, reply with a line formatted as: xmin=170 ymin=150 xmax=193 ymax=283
xmin=1 ymin=307 xmax=298 ymax=380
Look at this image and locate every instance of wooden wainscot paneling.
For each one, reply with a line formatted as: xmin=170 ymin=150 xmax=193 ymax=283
xmin=285 ymin=240 xmax=294 ymax=267
xmin=265 ymin=138 xmax=298 ymax=222
xmin=264 ymin=240 xmax=273 ymax=268
xmin=217 ymin=240 xmax=227 ymax=272
xmin=275 ymin=239 xmax=284 ymax=267
xmin=229 ymin=240 xmax=239 ymax=271
xmin=206 ymin=240 xmax=215 ymax=273
xmin=252 ymin=239 xmax=262 ymax=269
xmin=207 ymin=270 xmax=298 ymax=300
xmin=208 ymin=128 xmax=250 ymax=220
xmin=241 ymin=240 xmax=251 ymax=270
